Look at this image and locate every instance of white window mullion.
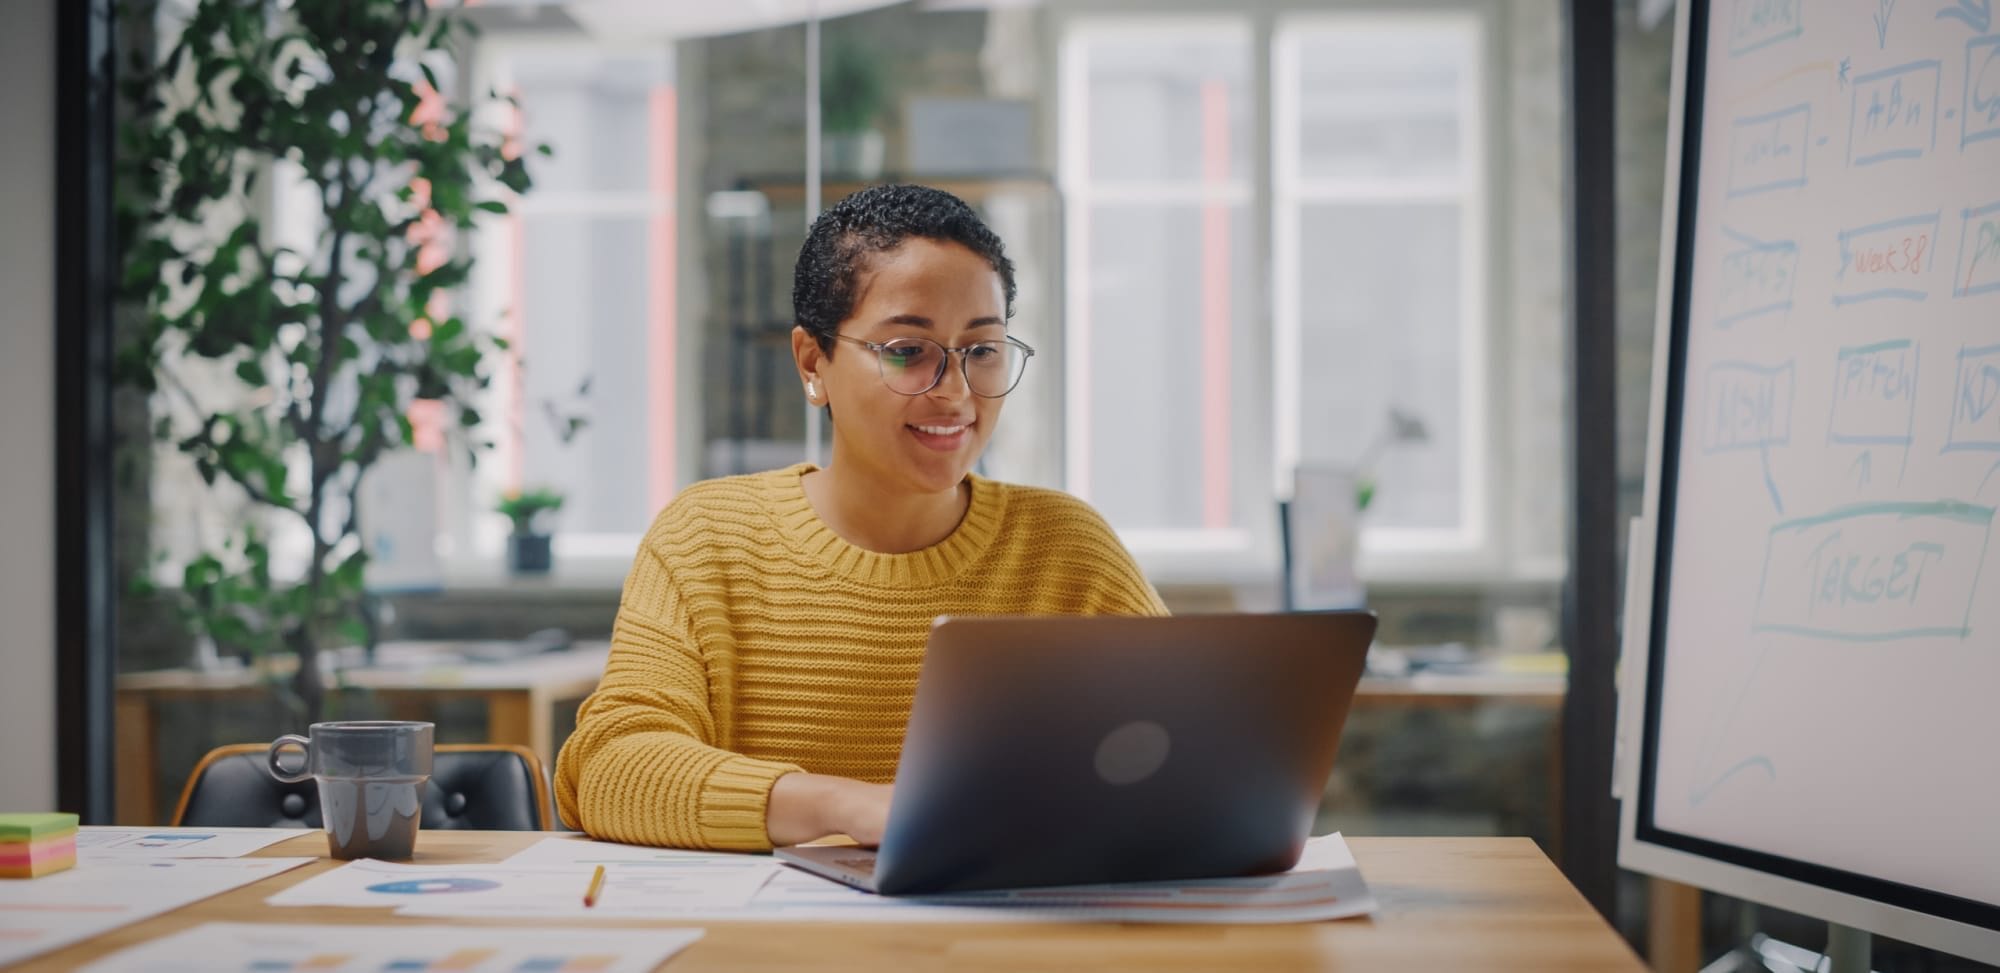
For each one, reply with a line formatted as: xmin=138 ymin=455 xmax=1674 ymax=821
xmin=1067 ymin=10 xmax=1505 ymax=580
xmin=453 ymin=37 xmax=676 ymax=574
xmin=1061 ymin=15 xmax=1258 ymax=566
xmin=1455 ymin=16 xmax=1490 ymax=554
xmin=1276 ymin=12 xmax=1495 ymax=573
xmin=1272 ymin=24 xmax=1302 ymax=501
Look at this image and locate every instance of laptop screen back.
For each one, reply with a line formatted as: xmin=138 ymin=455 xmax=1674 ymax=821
xmin=869 ymin=611 xmax=1375 ymax=894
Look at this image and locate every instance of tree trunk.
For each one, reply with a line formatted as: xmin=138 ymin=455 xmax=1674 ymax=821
xmin=288 ymin=624 xmax=325 ymax=727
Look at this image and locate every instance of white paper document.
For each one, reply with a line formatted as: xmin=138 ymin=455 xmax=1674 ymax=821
xmin=386 ymin=837 xmax=784 ymax=918
xmin=743 ymin=833 xmax=1376 ymax=924
xmin=268 ymin=853 xmax=776 ymax=917
xmin=1293 ymin=831 xmax=1360 ymax=872
xmin=491 ymin=834 xmax=1374 ymax=923
xmin=0 ymin=856 xmax=313 ymax=967
xmin=502 ymin=836 xmax=784 ymax=871
xmin=75 ymin=826 xmax=304 ymax=861
xmin=77 ymin=921 xmax=704 ymax=973
xmin=262 ymin=834 xmax=1374 ymax=925
xmin=461 ymin=833 xmax=1372 ymax=924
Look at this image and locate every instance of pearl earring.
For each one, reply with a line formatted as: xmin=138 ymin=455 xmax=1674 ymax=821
xmin=806 ymin=380 xmax=818 ymax=402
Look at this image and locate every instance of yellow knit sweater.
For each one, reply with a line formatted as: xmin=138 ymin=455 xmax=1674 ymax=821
xmin=554 ymin=463 xmax=1167 ymax=851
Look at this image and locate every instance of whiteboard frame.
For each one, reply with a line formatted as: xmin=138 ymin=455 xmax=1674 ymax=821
xmin=1614 ymin=0 xmax=2000 ymax=963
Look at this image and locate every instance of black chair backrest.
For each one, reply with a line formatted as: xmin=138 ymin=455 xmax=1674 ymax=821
xmin=174 ymin=744 xmax=551 ymax=831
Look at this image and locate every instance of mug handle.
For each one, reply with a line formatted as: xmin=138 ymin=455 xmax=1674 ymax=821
xmin=267 ymin=734 xmax=312 ymax=783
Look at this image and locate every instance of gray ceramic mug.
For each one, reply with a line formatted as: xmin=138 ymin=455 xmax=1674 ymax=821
xmin=268 ymin=721 xmax=434 ymax=860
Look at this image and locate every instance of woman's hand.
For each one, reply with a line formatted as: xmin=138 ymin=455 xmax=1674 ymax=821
xmin=824 ymin=778 xmax=893 ymax=847
xmin=766 ymin=772 xmax=894 ymax=848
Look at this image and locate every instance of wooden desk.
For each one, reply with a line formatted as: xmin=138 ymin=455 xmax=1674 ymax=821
xmin=12 ymin=831 xmax=1644 ymax=972
xmin=115 ymin=643 xmax=611 ymax=824
xmin=1350 ymin=671 xmax=1691 ymax=971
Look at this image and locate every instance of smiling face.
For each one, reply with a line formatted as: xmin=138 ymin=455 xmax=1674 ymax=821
xmin=801 ymin=237 xmax=1010 ymax=497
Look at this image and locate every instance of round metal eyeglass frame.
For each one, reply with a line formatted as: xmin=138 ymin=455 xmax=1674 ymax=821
xmin=830 ymin=333 xmax=1037 ymax=398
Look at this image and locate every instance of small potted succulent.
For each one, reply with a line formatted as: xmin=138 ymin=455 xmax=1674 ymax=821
xmin=497 ymin=488 xmax=565 ymax=575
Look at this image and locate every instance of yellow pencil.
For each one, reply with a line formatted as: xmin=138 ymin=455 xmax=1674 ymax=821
xmin=582 ymin=864 xmax=606 ymax=908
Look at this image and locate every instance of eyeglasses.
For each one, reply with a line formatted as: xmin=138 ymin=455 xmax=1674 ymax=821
xmin=831 ymin=333 xmax=1036 ymax=398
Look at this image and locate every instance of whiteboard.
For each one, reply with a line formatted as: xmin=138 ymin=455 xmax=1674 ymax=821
xmin=1620 ymin=0 xmax=2000 ymax=960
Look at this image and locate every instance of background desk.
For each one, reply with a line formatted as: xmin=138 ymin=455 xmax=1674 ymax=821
xmin=116 ymin=647 xmax=1564 ymax=828
xmin=1355 ymin=671 xmax=1564 ymax=707
xmin=11 ymin=830 xmax=1644 ymax=972
xmin=115 ymin=643 xmax=610 ymax=824
xmin=1347 ymin=670 xmax=1566 ymax=857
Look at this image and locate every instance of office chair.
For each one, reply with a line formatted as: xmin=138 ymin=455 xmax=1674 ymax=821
xmin=171 ymin=743 xmax=553 ymax=831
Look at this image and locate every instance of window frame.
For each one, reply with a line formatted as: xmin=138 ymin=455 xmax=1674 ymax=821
xmin=440 ymin=5 xmax=1551 ymax=589
xmin=1271 ymin=10 xmax=1497 ymax=574
xmin=452 ymin=34 xmax=681 ymax=578
xmin=1055 ymin=3 xmax=1523 ymax=585
xmin=1057 ymin=16 xmax=1270 ymax=583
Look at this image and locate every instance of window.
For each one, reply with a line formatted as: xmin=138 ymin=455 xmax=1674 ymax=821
xmin=443 ymin=8 xmax=1537 ymax=584
xmin=470 ymin=42 xmax=678 ymax=565
xmin=1061 ymin=10 xmax=1505 ymax=580
xmin=1275 ymin=15 xmax=1490 ymax=560
xmin=1059 ymin=21 xmax=1267 ymax=576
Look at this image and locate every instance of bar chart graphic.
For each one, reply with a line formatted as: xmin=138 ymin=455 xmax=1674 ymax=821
xmin=237 ymin=951 xmax=617 ymax=973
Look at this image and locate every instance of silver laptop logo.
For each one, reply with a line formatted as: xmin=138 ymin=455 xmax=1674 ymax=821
xmin=1094 ymin=720 xmax=1171 ymax=785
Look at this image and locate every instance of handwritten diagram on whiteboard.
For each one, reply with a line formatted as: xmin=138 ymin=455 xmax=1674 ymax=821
xmin=1652 ymin=0 xmax=2000 ymax=908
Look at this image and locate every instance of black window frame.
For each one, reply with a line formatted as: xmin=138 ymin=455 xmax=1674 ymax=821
xmin=55 ymin=0 xmax=117 ymax=824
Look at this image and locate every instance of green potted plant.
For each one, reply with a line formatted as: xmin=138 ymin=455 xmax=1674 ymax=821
xmin=820 ymin=35 xmax=887 ymax=178
xmin=1351 ymin=408 xmax=1431 ymax=513
xmin=114 ymin=0 xmax=544 ymax=723
xmin=496 ymin=488 xmax=565 ymax=574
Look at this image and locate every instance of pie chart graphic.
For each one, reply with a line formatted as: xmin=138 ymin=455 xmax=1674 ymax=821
xmin=365 ymin=877 xmax=503 ymax=895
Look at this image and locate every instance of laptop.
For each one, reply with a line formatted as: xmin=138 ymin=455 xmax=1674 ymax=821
xmin=775 ymin=611 xmax=1376 ymax=895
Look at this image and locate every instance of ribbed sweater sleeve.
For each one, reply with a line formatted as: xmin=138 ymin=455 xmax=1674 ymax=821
xmin=554 ymin=544 xmax=802 ymax=851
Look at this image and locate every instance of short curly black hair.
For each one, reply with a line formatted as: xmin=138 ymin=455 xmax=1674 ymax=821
xmin=792 ymin=184 xmax=1017 ymax=353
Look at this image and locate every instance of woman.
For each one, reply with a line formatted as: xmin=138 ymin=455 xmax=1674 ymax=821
xmin=555 ymin=184 xmax=1165 ymax=851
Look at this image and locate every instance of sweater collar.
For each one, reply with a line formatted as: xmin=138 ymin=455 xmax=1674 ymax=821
xmin=765 ymin=463 xmax=1007 ymax=588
